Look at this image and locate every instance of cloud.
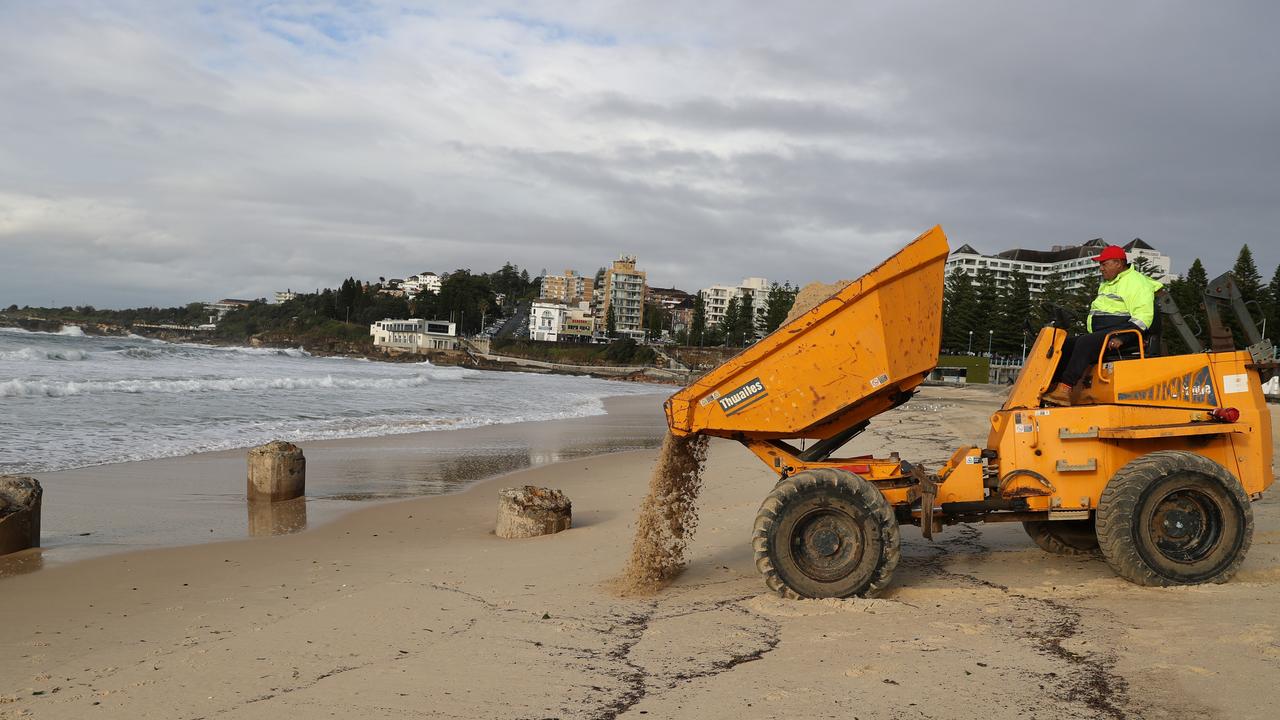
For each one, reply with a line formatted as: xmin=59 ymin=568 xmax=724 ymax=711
xmin=1 ymin=1 xmax=1279 ymax=308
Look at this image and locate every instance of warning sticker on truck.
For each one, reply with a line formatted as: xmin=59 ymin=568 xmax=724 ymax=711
xmin=717 ymin=378 xmax=768 ymax=416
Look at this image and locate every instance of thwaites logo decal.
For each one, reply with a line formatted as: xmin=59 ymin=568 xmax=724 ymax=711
xmin=717 ymin=378 xmax=768 ymax=416
xmin=1118 ymin=365 xmax=1218 ymax=406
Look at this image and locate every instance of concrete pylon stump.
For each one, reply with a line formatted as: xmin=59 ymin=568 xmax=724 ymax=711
xmin=495 ymin=486 xmax=572 ymax=538
xmin=247 ymin=441 xmax=306 ymax=502
xmin=0 ymin=475 xmax=42 ymax=556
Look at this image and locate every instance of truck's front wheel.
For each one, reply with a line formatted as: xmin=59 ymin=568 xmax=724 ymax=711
xmin=753 ymin=468 xmax=899 ymax=598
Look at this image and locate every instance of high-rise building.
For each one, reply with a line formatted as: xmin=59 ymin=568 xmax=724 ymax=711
xmin=945 ymin=238 xmax=1172 ymax=294
xmin=600 ymin=256 xmax=647 ymax=339
xmin=540 ymin=269 xmax=594 ymax=304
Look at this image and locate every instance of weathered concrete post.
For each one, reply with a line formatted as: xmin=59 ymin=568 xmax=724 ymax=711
xmin=495 ymin=486 xmax=572 ymax=538
xmin=247 ymin=441 xmax=306 ymax=502
xmin=0 ymin=476 xmax=41 ymax=556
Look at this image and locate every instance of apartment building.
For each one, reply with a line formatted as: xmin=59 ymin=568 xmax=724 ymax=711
xmin=945 ymin=238 xmax=1172 ymax=295
xmin=540 ymin=269 xmax=594 ymax=304
xmin=700 ymin=277 xmax=770 ymax=334
xmin=599 ymin=255 xmax=647 ymax=340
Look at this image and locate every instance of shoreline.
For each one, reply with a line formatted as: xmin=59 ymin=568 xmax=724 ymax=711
xmin=13 ymin=392 xmax=669 ymax=569
xmin=1 ymin=385 xmax=1276 ymax=718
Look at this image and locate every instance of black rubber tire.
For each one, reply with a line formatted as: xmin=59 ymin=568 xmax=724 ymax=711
xmin=1096 ymin=451 xmax=1253 ymax=587
xmin=1022 ymin=519 xmax=1099 ymax=555
xmin=752 ymin=468 xmax=900 ymax=599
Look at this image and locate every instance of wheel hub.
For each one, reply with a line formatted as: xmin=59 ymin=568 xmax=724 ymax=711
xmin=791 ymin=509 xmax=866 ymax=582
xmin=810 ymin=528 xmax=842 ymax=557
xmin=1149 ymin=489 xmax=1222 ymax=563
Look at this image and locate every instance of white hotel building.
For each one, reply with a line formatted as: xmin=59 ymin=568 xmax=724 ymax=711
xmin=945 ymin=238 xmax=1173 ymax=295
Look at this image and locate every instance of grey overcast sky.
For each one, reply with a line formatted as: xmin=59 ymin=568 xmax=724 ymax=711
xmin=2 ymin=1 xmax=1278 ymax=308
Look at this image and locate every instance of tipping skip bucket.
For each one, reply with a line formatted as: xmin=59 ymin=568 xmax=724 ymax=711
xmin=665 ymin=226 xmax=950 ymax=440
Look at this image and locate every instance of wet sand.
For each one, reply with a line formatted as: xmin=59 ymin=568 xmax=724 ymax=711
xmin=2 ymin=385 xmax=1278 ymax=719
xmin=19 ymin=394 xmax=668 ymax=565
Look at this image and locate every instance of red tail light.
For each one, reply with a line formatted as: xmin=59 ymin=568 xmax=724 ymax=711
xmin=1209 ymin=407 xmax=1240 ymax=423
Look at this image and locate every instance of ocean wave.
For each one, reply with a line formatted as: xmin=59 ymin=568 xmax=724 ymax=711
xmin=0 ymin=398 xmax=618 ymax=473
xmin=0 ymin=325 xmax=86 ymax=337
xmin=0 ymin=371 xmax=466 ymax=398
xmin=0 ymin=347 xmax=92 ymax=361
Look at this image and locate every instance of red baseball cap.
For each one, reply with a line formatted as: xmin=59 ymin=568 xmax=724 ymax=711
xmin=1092 ymin=245 xmax=1126 ymax=262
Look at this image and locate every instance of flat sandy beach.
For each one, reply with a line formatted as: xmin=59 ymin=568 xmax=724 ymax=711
xmin=3 ymin=386 xmax=1278 ymax=719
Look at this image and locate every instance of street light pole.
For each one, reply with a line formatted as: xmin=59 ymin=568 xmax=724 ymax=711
xmin=987 ymin=329 xmax=993 ymax=358
xmin=967 ymin=329 xmax=973 ymax=354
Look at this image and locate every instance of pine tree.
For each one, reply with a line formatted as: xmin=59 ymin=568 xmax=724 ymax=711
xmin=606 ymin=305 xmax=617 ymax=338
xmin=942 ymin=268 xmax=976 ymax=353
xmin=1036 ymin=267 xmax=1070 ymax=327
xmin=1186 ymin=258 xmax=1209 ymax=294
xmin=721 ymin=296 xmax=741 ymax=347
xmin=691 ymin=293 xmax=706 ymax=346
xmin=764 ymin=282 xmax=798 ymax=333
xmin=1231 ymin=245 xmax=1263 ymax=304
xmin=1267 ymin=264 xmax=1280 ymax=342
xmin=972 ymin=268 xmax=1000 ymax=353
xmin=737 ymin=290 xmax=757 ymax=342
xmin=995 ymin=271 xmax=1032 ymax=355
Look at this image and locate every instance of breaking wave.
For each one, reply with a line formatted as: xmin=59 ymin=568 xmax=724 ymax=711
xmin=0 ymin=372 xmax=467 ymax=398
xmin=0 ymin=347 xmax=92 ymax=361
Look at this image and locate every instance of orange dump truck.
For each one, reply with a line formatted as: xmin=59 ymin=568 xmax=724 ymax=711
xmin=665 ymin=226 xmax=1276 ymax=597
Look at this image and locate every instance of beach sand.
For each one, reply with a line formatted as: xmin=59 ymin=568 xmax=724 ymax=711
xmin=2 ymin=386 xmax=1278 ymax=719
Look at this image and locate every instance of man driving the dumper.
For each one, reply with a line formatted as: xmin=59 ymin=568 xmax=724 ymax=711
xmin=1041 ymin=244 xmax=1163 ymax=407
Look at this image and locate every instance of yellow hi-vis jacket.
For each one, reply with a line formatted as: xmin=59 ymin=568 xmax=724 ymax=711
xmin=1087 ymin=266 xmax=1164 ymax=332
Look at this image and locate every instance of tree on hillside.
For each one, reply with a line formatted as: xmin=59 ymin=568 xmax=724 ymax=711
xmin=763 ymin=282 xmax=797 ymax=333
xmin=436 ymin=270 xmax=495 ymax=334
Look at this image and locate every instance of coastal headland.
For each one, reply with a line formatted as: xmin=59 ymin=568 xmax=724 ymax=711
xmin=2 ymin=386 xmax=1278 ymax=719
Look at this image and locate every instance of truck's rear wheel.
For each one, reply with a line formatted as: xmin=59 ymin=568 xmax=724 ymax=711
xmin=752 ymin=468 xmax=899 ymax=599
xmin=1022 ymin=519 xmax=1099 ymax=555
xmin=1096 ymin=451 xmax=1253 ymax=586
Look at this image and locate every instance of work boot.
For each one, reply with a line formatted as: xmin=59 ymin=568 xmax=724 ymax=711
xmin=1041 ymin=383 xmax=1073 ymax=407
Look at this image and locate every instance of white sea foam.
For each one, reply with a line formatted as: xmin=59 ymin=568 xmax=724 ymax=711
xmin=0 ymin=371 xmax=467 ymax=398
xmin=0 ymin=347 xmax=91 ymax=361
xmin=57 ymin=325 xmax=85 ymax=337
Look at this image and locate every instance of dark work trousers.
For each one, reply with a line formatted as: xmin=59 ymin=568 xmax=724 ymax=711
xmin=1055 ymin=325 xmax=1140 ymax=387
